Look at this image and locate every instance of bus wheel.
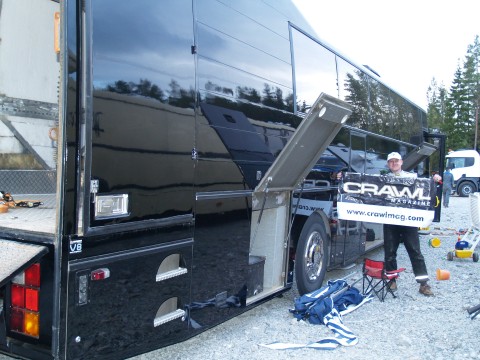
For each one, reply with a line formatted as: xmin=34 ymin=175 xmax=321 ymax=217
xmin=295 ymin=214 xmax=329 ymax=295
xmin=458 ymin=182 xmax=476 ymax=197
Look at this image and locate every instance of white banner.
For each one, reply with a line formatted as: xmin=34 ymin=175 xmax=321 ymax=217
xmin=337 ymin=173 xmax=437 ymax=227
xmin=337 ymin=202 xmax=434 ymax=227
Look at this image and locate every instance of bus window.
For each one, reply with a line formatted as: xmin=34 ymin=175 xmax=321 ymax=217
xmin=290 ymin=28 xmax=337 ymax=114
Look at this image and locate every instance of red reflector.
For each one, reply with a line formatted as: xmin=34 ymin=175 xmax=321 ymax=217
xmin=91 ymin=268 xmax=110 ymax=281
xmin=25 ymin=288 xmax=40 ymax=312
xmin=25 ymin=263 xmax=41 ymax=287
xmin=11 ymin=284 xmax=25 ymax=308
xmin=10 ymin=309 xmax=24 ymax=332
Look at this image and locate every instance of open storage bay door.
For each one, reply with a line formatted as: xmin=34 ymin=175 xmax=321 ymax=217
xmin=257 ymin=93 xmax=352 ymax=192
xmin=402 ymin=142 xmax=438 ymax=172
xmin=0 ymin=240 xmax=48 ymax=288
xmin=248 ymin=93 xmax=352 ymax=302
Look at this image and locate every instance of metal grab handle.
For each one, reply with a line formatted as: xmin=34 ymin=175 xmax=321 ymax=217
xmin=155 ymin=267 xmax=188 ymax=282
xmin=153 ymin=309 xmax=186 ymax=327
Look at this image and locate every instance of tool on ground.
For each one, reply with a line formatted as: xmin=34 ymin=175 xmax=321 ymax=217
xmin=467 ymin=303 xmax=480 ymax=320
xmin=447 ymin=193 xmax=480 ymax=262
xmin=0 ymin=191 xmax=43 ymax=208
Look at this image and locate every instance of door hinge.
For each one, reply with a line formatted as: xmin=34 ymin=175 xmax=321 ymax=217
xmin=90 ymin=179 xmax=99 ymax=203
xmin=91 ymin=179 xmax=99 ymax=194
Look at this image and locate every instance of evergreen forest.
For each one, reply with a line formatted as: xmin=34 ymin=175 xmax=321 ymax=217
xmin=427 ymin=35 xmax=480 ymax=150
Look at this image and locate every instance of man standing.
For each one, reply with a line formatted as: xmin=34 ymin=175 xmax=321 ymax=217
xmin=442 ymin=167 xmax=454 ymax=207
xmin=383 ymin=152 xmax=434 ymax=296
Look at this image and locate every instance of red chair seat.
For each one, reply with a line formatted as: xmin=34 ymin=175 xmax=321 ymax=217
xmin=363 ymin=258 xmax=405 ymax=301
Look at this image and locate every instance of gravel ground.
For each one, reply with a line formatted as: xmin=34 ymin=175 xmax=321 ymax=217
xmin=136 ymin=195 xmax=480 ymax=360
xmin=1 ymin=196 xmax=479 ymax=360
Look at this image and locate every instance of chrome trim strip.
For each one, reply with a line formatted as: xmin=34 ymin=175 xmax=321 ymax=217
xmin=196 ymin=190 xmax=252 ymax=200
xmin=85 ymin=214 xmax=193 ymax=236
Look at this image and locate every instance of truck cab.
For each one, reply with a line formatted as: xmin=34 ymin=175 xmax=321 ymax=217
xmin=445 ymin=150 xmax=480 ymax=196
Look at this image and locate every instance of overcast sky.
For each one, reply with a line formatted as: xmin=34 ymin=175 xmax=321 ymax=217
xmin=292 ymin=0 xmax=480 ymax=109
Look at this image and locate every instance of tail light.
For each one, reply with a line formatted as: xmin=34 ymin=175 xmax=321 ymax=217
xmin=9 ymin=263 xmax=41 ymax=338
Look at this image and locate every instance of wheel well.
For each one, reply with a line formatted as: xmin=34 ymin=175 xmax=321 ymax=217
xmin=290 ymin=211 xmax=331 ymax=250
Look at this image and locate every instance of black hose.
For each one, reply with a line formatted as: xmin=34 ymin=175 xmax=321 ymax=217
xmin=467 ymin=303 xmax=480 ymax=315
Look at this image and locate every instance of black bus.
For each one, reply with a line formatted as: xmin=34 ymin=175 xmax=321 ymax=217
xmin=0 ymin=0 xmax=442 ymax=359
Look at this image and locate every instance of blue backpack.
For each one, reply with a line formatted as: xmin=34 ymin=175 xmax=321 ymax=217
xmin=290 ymin=280 xmax=364 ymax=325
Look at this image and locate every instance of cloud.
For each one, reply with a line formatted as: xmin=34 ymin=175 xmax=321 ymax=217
xmin=293 ymin=0 xmax=480 ymax=108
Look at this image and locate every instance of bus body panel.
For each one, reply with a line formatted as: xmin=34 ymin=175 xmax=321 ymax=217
xmin=0 ymin=1 xmax=441 ymax=359
xmin=66 ymin=240 xmax=193 ymax=360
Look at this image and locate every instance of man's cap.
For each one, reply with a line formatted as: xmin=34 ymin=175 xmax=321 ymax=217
xmin=387 ymin=152 xmax=402 ymax=161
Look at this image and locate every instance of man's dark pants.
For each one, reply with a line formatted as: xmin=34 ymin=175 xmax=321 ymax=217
xmin=383 ymin=224 xmax=429 ymax=283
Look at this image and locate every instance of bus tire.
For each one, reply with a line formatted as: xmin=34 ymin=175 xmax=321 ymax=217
xmin=458 ymin=182 xmax=476 ymax=197
xmin=295 ymin=213 xmax=329 ymax=295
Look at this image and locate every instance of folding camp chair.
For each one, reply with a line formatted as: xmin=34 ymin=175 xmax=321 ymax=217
xmin=362 ymin=258 xmax=405 ymax=301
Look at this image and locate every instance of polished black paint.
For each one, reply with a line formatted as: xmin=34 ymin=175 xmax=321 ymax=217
xmin=0 ymin=0 xmax=432 ymax=359
xmin=66 ymin=241 xmax=193 ymax=360
xmin=67 ymin=0 xmax=429 ymax=356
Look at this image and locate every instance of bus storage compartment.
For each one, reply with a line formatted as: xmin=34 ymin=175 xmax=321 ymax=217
xmin=249 ymin=191 xmax=290 ymax=301
xmin=247 ymin=255 xmax=266 ymax=297
xmin=249 ymin=93 xmax=352 ymax=298
xmin=0 ymin=0 xmax=60 ymax=236
xmin=66 ymin=240 xmax=192 ymax=360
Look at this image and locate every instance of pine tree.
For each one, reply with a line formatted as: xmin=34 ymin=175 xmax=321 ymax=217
xmin=445 ymin=65 xmax=471 ymax=149
xmin=428 ymin=35 xmax=480 ymax=150
xmin=427 ymin=78 xmax=447 ymax=130
xmin=464 ymin=36 xmax=480 ymax=149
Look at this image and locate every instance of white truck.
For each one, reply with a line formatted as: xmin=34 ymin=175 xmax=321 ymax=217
xmin=445 ymin=150 xmax=480 ymax=196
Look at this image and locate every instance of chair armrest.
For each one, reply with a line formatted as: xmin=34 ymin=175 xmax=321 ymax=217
xmin=385 ymin=268 xmax=406 ymax=277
